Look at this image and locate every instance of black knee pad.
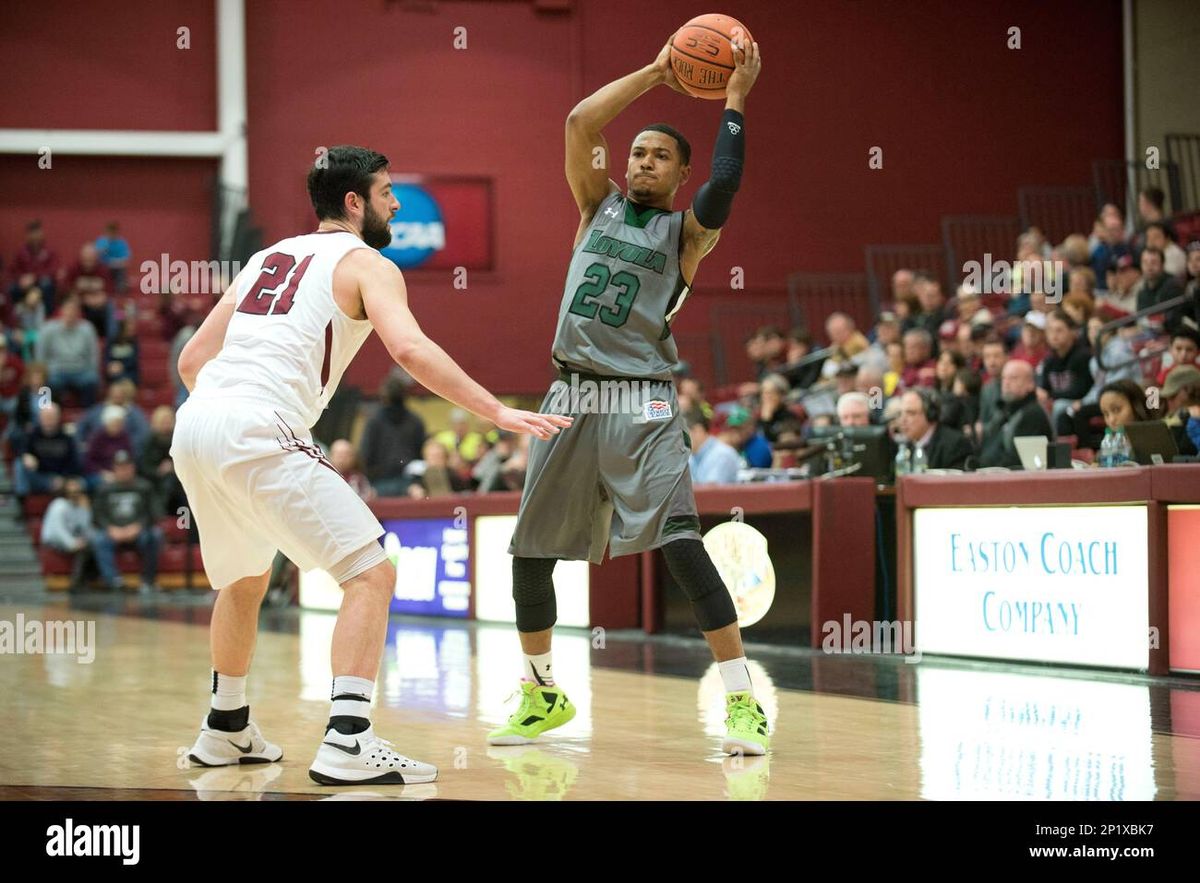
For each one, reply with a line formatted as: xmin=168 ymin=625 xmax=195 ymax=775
xmin=512 ymin=556 xmax=558 ymax=632
xmin=661 ymin=538 xmax=737 ymax=632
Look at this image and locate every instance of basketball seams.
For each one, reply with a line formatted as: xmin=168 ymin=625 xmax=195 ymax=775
xmin=670 ymin=46 xmax=735 ymax=72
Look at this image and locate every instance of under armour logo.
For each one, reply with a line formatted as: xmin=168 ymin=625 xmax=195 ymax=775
xmin=726 ymin=122 xmax=741 ymax=135
xmin=604 ymin=206 xmax=620 ymax=217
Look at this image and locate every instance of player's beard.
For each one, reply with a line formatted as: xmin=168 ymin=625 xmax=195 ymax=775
xmin=361 ymin=202 xmax=394 ymax=250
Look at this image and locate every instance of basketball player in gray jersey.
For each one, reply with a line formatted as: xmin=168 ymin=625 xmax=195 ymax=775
xmin=491 ymin=35 xmax=769 ymax=755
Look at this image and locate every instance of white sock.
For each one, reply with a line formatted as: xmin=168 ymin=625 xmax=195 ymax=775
xmin=210 ymin=671 xmax=246 ymax=711
xmin=330 ymin=675 xmax=374 ymax=725
xmin=718 ymin=657 xmax=752 ymax=694
xmin=524 ymin=651 xmax=554 ymax=686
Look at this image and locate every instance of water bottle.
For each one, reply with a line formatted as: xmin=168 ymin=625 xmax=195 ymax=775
xmin=1115 ymin=428 xmax=1133 ymax=465
xmin=911 ymin=444 xmax=927 ymax=474
xmin=895 ymin=442 xmax=911 ymax=477
xmin=1099 ymin=429 xmax=1114 ymax=468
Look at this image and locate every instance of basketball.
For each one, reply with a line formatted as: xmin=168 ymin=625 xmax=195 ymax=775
xmin=669 ymin=13 xmax=754 ymax=99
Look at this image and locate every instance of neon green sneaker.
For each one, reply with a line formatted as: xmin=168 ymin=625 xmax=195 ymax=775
xmin=722 ymin=691 xmax=769 ymax=756
xmin=487 ymin=680 xmax=576 ymax=746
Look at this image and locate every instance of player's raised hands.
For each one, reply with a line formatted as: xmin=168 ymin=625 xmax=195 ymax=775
xmin=495 ymin=406 xmax=573 ymax=441
xmin=727 ymin=31 xmax=761 ymax=100
xmin=652 ymin=36 xmax=692 ymax=96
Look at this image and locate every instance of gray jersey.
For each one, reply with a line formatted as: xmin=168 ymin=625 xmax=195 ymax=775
xmin=551 ymin=190 xmax=691 ymax=379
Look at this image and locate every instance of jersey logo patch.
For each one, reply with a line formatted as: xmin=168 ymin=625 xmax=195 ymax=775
xmin=642 ymin=400 xmax=673 ymax=422
xmin=726 ymin=122 xmax=742 ymax=135
xmin=603 ymin=205 xmax=620 ymax=218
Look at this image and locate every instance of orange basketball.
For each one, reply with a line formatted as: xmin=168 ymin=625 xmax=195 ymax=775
xmin=669 ymin=13 xmax=754 ymax=100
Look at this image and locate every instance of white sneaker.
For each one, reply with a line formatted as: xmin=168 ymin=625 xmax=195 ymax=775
xmin=187 ymin=716 xmax=283 ymax=767
xmin=309 ymin=725 xmax=438 ymax=785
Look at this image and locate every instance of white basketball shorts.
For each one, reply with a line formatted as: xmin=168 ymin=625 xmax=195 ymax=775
xmin=170 ymin=396 xmax=383 ymax=589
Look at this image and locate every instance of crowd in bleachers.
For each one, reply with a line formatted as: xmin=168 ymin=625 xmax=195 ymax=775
xmin=680 ymin=187 xmax=1200 ymax=481
xmin=5 ymin=187 xmax=1199 ymax=586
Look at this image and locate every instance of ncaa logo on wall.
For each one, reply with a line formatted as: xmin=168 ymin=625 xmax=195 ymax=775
xmin=384 ymin=179 xmax=446 ymax=268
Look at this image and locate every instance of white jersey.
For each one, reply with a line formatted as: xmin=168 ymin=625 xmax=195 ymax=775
xmin=191 ymin=230 xmax=374 ymax=427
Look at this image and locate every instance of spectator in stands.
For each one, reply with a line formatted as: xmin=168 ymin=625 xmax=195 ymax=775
xmin=105 ymin=316 xmax=140 ymax=385
xmin=1161 ymin=366 xmax=1200 ymax=455
xmin=1062 ymin=293 xmax=1095 ymax=330
xmin=745 ymin=325 xmax=787 ymax=380
xmin=952 ymin=368 xmax=983 ymax=445
xmin=12 ymin=287 xmax=45 ymax=362
xmin=977 ymin=335 xmax=1008 ymax=432
xmin=1135 ymin=247 xmax=1184 ymax=315
xmin=719 ymin=406 xmax=773 ymax=468
xmin=676 ymin=375 xmax=711 ymax=420
xmin=90 ymin=450 xmax=163 ymax=593
xmin=472 ymin=430 xmax=523 ymax=493
xmin=757 ymin=374 xmax=793 ymax=443
xmin=1154 ymin=329 xmax=1200 ymax=387
xmin=138 ymin=405 xmax=186 ymax=514
xmin=688 ymin=410 xmax=741 ymax=484
xmin=1187 ymin=242 xmax=1200 ymax=295
xmin=84 ymin=405 xmax=135 ymax=487
xmin=360 ymin=374 xmax=426 ymax=496
xmin=1168 ymin=242 xmax=1200 ymax=331
xmin=1066 ymin=267 xmax=1097 ymax=301
xmin=1011 ymin=312 xmax=1048 ymax=368
xmin=820 ymin=313 xmax=869 ymax=380
xmin=65 ymin=244 xmax=116 ymax=338
xmin=76 ymin=379 xmax=150 ymax=454
xmin=978 ymin=360 xmax=1053 ymax=468
xmin=40 ymin=477 xmax=94 ymax=591
xmin=1100 ymin=254 xmax=1140 ymax=316
xmin=1098 ymin=380 xmax=1151 ymax=433
xmin=781 ymin=327 xmax=823 ymax=390
xmin=12 ymin=403 xmax=82 ymax=508
xmin=854 ymin=365 xmax=885 ymax=415
xmin=8 ymin=221 xmax=62 ymax=313
xmin=836 ymin=391 xmax=871 ymax=428
xmin=408 ymin=438 xmax=471 ymax=499
xmin=1144 ymin=222 xmax=1186 ymax=281
xmin=36 ymin=296 xmax=99 ymax=406
xmin=159 ymin=290 xmax=205 ymax=343
xmin=900 ymin=328 xmax=936 ymax=389
xmin=1039 ymin=309 xmax=1094 ymax=429
xmin=1136 ymin=186 xmax=1174 ymax=240
xmin=911 ymin=273 xmax=948 ymax=344
xmin=898 ymin=388 xmax=973 ymax=469
xmin=891 ymin=269 xmax=915 ymax=306
xmin=95 ymin=221 xmax=131 ymax=293
xmin=864 ymin=311 xmax=900 ymax=373
xmin=434 ymin=407 xmax=486 ymax=464
xmin=1058 ymin=234 xmax=1091 ymax=273
xmin=1066 ymin=318 xmax=1140 ymax=447
xmin=6 ymin=361 xmax=48 ymax=447
xmin=883 ymin=340 xmax=904 ymax=396
xmin=1090 ymin=207 xmax=1130 ymax=292
xmin=932 ymin=349 xmax=970 ymax=430
xmin=330 ymin=438 xmax=375 ymax=501
xmin=0 ymin=336 xmax=24 ymax=420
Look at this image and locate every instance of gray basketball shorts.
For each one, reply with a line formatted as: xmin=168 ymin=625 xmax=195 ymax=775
xmin=508 ymin=375 xmax=702 ymax=564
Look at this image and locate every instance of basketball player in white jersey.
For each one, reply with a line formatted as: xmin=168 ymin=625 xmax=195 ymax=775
xmin=173 ymin=146 xmax=571 ymax=785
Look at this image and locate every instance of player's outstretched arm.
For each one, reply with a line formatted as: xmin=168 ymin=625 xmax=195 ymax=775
xmin=177 ymin=271 xmax=242 ymax=391
xmin=565 ymin=38 xmax=690 ymax=218
xmin=357 ymin=252 xmax=572 ymax=440
xmin=682 ymin=35 xmax=761 ymax=267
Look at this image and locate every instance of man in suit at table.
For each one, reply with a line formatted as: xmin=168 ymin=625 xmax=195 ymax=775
xmin=898 ymin=388 xmax=974 ymax=470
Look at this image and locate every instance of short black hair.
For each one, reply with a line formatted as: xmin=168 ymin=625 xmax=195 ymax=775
xmin=1049 ymin=308 xmax=1078 ymax=331
xmin=307 ymin=145 xmax=390 ymax=221
xmin=1140 ymin=186 xmax=1166 ymax=211
xmin=637 ymin=124 xmax=691 ymax=166
xmin=1172 ymin=328 xmax=1200 ymax=348
xmin=1145 ymin=220 xmax=1176 ymax=242
xmin=685 ymin=408 xmax=709 ymax=432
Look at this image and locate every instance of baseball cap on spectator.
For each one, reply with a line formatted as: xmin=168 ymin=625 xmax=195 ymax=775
xmin=1111 ymin=254 xmax=1136 ymax=272
xmin=726 ymin=406 xmax=752 ymax=428
xmin=1024 ymin=311 xmax=1047 ymax=330
xmin=1162 ymin=366 xmax=1200 ymax=399
xmin=969 ymin=308 xmax=995 ymax=328
xmin=939 ymin=319 xmax=959 ymax=341
xmin=1187 ymin=241 xmax=1200 ymax=254
xmin=877 ymin=311 xmax=899 ymax=324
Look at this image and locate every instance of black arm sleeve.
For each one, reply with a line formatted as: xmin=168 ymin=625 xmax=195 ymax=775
xmin=692 ymin=109 xmax=744 ymax=230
